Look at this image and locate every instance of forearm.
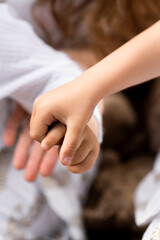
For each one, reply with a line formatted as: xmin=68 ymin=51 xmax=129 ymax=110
xmin=81 ymin=20 xmax=160 ymax=105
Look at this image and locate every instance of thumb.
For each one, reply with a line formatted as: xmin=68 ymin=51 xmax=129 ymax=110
xmin=60 ymin=123 xmax=83 ymax=165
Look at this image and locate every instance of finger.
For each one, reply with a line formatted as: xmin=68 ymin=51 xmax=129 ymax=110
xmin=39 ymin=146 xmax=58 ymax=177
xmin=67 ymin=150 xmax=98 ymax=174
xmin=59 ymin=123 xmax=84 ymax=166
xmin=70 ymin=140 xmax=90 ymax=166
xmin=4 ymin=104 xmax=27 ymax=146
xmin=25 ymin=141 xmax=44 ymax=182
xmin=13 ymin=124 xmax=32 ymax=170
xmin=30 ymin=100 xmax=55 ymax=142
xmin=41 ymin=123 xmax=66 ymax=151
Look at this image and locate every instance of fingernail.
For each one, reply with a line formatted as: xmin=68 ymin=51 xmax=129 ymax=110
xmin=41 ymin=142 xmax=49 ymax=151
xmin=63 ymin=157 xmax=72 ymax=165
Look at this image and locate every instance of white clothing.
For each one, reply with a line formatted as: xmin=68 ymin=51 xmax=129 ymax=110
xmin=0 ymin=2 xmax=103 ymax=240
xmin=134 ymin=150 xmax=160 ymax=240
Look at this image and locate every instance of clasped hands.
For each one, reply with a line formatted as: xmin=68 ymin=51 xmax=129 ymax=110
xmin=4 ymin=104 xmax=99 ymax=182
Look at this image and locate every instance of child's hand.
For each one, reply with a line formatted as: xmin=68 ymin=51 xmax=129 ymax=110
xmin=5 ymin=103 xmax=100 ymax=177
xmin=4 ymin=103 xmax=99 ymax=179
xmin=30 ymin=77 xmax=98 ymax=165
xmin=66 ymin=122 xmax=100 ymax=174
xmin=32 ymin=114 xmax=100 ymax=173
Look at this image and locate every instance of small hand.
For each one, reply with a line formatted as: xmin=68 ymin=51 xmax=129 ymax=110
xmin=66 ymin=125 xmax=100 ymax=174
xmin=36 ymin=115 xmax=100 ymax=173
xmin=30 ymin=78 xmax=97 ymax=165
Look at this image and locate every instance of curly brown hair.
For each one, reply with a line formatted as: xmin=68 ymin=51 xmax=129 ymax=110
xmin=88 ymin=0 xmax=160 ymax=59
xmin=33 ymin=0 xmax=94 ymax=49
xmin=33 ymin=0 xmax=160 ymax=59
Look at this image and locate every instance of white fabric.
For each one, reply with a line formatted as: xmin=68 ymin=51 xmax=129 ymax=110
xmin=5 ymin=1 xmax=157 ymax=239
xmin=0 ymin=149 xmax=62 ymax=240
xmin=142 ymin=215 xmax=160 ymax=240
xmin=6 ymin=0 xmax=103 ymax=143
xmin=134 ymin=150 xmax=160 ymax=240
xmin=0 ymin=2 xmax=103 ymax=239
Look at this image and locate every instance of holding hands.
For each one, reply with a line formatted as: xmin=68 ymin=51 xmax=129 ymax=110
xmin=30 ymin=77 xmax=99 ymax=166
xmin=4 ymin=104 xmax=58 ymax=182
xmin=30 ymin=21 xmax=160 ymax=166
xmin=4 ymin=103 xmax=100 ymax=181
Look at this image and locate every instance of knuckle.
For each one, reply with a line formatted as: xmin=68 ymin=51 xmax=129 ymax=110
xmin=33 ymin=97 xmax=40 ymax=109
xmin=44 ymin=138 xmax=54 ymax=147
xmin=64 ymin=143 xmax=77 ymax=157
xmin=36 ymin=104 xmax=45 ymax=115
xmin=34 ymin=98 xmax=46 ymax=115
xmin=69 ymin=138 xmax=79 ymax=148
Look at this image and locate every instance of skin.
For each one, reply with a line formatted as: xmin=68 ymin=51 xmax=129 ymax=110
xmin=4 ymin=105 xmax=59 ymax=182
xmin=30 ymin=21 xmax=160 ymax=167
xmin=4 ymin=49 xmax=101 ymax=181
xmin=4 ymin=104 xmax=100 ymax=181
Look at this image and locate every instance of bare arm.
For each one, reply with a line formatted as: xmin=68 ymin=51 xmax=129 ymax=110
xmin=83 ymin=20 xmax=160 ymax=104
xmin=31 ymin=21 xmax=160 ymax=164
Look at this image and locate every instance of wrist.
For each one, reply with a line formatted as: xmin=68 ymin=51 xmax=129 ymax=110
xmin=85 ymin=21 xmax=160 ymax=101
xmin=77 ymin=69 xmax=103 ymax=109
